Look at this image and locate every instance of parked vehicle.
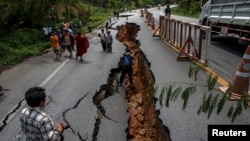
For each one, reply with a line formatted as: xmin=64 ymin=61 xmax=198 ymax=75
xmin=199 ymin=0 xmax=250 ymax=45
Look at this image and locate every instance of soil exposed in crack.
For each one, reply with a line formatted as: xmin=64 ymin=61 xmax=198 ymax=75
xmin=92 ymin=22 xmax=172 ymax=141
xmin=117 ymin=23 xmax=171 ymax=141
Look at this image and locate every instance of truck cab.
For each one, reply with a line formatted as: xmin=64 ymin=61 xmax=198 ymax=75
xmin=199 ymin=0 xmax=210 ymax=26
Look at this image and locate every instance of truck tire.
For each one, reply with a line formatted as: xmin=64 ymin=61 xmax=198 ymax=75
xmin=202 ymin=19 xmax=217 ymax=41
xmin=201 ymin=20 xmax=208 ymax=39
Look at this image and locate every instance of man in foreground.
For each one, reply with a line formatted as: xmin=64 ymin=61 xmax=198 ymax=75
xmin=19 ymin=87 xmax=65 ymax=141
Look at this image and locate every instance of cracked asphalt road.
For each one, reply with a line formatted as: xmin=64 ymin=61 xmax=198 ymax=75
xmin=0 ymin=12 xmax=131 ymax=141
xmin=1 ymin=8 xmax=250 ymax=141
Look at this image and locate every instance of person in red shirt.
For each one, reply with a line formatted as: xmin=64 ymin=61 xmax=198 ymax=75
xmin=75 ymin=32 xmax=89 ymax=61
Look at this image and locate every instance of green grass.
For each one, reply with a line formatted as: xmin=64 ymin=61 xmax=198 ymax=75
xmin=171 ymin=6 xmax=200 ymax=18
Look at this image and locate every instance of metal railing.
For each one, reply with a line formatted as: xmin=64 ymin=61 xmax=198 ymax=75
xmin=151 ymin=14 xmax=211 ymax=66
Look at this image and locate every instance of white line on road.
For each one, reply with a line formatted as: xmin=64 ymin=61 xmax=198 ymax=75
xmin=39 ymin=59 xmax=69 ymax=87
xmin=0 ymin=58 xmax=69 ymax=129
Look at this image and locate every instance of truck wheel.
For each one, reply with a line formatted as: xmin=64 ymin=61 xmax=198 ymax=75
xmin=202 ymin=20 xmax=217 ymax=41
xmin=201 ymin=20 xmax=208 ymax=39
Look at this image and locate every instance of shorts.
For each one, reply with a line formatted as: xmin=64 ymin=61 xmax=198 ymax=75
xmin=65 ymin=45 xmax=73 ymax=52
xmin=53 ymin=46 xmax=60 ymax=54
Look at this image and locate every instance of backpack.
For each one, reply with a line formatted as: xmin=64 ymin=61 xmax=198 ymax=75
xmin=123 ymin=55 xmax=132 ymax=67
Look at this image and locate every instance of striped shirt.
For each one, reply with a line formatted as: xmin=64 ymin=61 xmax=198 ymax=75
xmin=19 ymin=107 xmax=61 ymax=141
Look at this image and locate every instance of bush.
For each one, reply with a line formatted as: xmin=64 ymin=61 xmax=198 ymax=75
xmin=0 ymin=29 xmax=49 ymax=65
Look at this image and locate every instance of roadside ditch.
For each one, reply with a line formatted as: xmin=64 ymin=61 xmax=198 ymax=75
xmin=93 ymin=22 xmax=172 ymax=141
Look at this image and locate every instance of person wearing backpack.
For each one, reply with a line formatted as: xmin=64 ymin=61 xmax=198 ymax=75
xmin=119 ymin=49 xmax=134 ymax=86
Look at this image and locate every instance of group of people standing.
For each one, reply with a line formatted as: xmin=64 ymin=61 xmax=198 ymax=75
xmin=98 ymin=28 xmax=113 ymax=52
xmin=49 ymin=29 xmax=89 ymax=61
xmin=19 ymin=17 xmax=138 ymax=141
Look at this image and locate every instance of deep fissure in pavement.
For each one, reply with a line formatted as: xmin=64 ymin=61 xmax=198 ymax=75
xmin=0 ymin=98 xmax=25 ymax=132
xmin=92 ymin=23 xmax=172 ymax=141
xmin=61 ymin=93 xmax=90 ymax=141
xmin=92 ymin=68 xmax=121 ymax=141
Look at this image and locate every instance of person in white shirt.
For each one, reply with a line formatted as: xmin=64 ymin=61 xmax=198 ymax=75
xmin=43 ymin=26 xmax=49 ymax=41
xmin=98 ymin=28 xmax=107 ymax=51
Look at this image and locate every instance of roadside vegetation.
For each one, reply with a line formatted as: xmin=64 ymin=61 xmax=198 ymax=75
xmin=171 ymin=0 xmax=202 ymax=18
xmin=171 ymin=6 xmax=200 ymax=18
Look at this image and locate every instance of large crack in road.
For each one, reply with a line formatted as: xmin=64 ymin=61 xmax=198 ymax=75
xmin=92 ymin=68 xmax=122 ymax=141
xmin=61 ymin=92 xmax=90 ymax=141
xmin=92 ymin=22 xmax=172 ymax=141
xmin=1 ymin=22 xmax=172 ymax=141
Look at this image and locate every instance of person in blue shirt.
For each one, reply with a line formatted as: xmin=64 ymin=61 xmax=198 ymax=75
xmin=119 ymin=49 xmax=134 ymax=86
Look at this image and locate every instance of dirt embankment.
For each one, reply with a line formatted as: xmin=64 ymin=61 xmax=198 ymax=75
xmin=116 ymin=23 xmax=171 ymax=141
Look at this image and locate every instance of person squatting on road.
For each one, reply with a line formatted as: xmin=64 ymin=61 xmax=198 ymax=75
xmin=98 ymin=28 xmax=107 ymax=51
xmin=19 ymin=87 xmax=66 ymax=141
xmin=49 ymin=30 xmax=61 ymax=60
xmin=75 ymin=32 xmax=89 ymax=61
xmin=119 ymin=49 xmax=134 ymax=86
xmin=62 ymin=29 xmax=75 ymax=58
xmin=106 ymin=31 xmax=113 ymax=52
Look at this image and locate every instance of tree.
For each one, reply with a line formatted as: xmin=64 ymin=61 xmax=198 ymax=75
xmin=0 ymin=0 xmax=57 ymax=31
xmin=175 ymin=0 xmax=201 ymax=14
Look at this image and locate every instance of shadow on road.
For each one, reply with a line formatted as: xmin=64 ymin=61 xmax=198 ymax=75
xmin=211 ymin=35 xmax=247 ymax=56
